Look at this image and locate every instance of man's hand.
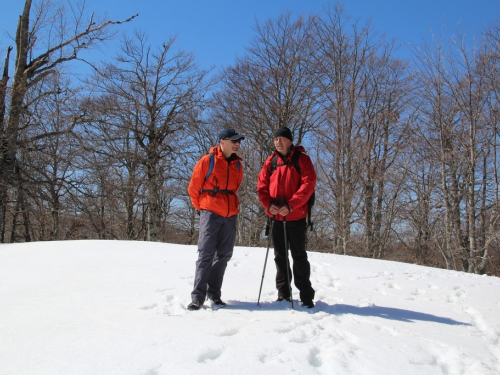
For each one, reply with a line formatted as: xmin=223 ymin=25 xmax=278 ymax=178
xmin=278 ymin=205 xmax=290 ymax=216
xmin=269 ymin=203 xmax=291 ymax=216
xmin=269 ymin=204 xmax=280 ymax=215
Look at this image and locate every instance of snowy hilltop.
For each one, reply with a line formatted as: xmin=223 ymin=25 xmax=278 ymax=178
xmin=1 ymin=240 xmax=499 ymax=374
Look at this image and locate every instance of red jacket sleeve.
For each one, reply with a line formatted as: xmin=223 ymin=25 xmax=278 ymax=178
xmin=288 ymin=153 xmax=316 ymax=213
xmin=257 ymin=156 xmax=273 ymax=213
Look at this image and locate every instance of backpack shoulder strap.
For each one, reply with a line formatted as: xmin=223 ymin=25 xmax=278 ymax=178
xmin=270 ymin=152 xmax=302 ymax=175
xmin=205 ymin=154 xmax=241 ymax=180
xmin=291 ymin=150 xmax=302 ymax=174
xmin=204 ymin=154 xmax=215 ymax=181
xmin=270 ymin=154 xmax=278 ymax=174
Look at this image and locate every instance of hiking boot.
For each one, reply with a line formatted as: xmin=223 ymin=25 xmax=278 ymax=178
xmin=277 ymin=295 xmax=292 ymax=302
xmin=187 ymin=300 xmax=201 ymax=311
xmin=301 ymin=300 xmax=315 ymax=309
xmin=211 ymin=298 xmax=227 ymax=306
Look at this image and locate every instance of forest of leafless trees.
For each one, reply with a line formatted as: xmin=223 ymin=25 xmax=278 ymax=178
xmin=1 ymin=1 xmax=500 ymax=276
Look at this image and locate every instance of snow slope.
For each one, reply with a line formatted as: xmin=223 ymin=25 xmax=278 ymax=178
xmin=1 ymin=240 xmax=499 ymax=374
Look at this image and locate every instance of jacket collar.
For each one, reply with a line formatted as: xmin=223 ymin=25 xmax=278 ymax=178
xmin=274 ymin=145 xmax=305 ymax=161
xmin=210 ymin=145 xmax=243 ymax=162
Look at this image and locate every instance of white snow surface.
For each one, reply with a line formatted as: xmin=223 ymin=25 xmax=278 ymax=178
xmin=1 ymin=240 xmax=499 ymax=375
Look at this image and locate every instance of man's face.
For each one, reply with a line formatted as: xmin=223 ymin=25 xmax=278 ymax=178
xmin=220 ymin=138 xmax=242 ymax=156
xmin=274 ymin=136 xmax=292 ymax=155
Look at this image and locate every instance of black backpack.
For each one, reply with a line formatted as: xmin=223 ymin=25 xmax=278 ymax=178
xmin=270 ymin=151 xmax=315 ymax=231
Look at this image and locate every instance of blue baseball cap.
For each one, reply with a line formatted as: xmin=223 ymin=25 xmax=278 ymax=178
xmin=218 ymin=128 xmax=245 ymax=141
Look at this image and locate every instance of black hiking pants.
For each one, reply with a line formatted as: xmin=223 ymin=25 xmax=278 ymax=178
xmin=272 ymin=218 xmax=315 ymax=302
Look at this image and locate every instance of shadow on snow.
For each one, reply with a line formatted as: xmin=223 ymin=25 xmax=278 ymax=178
xmin=224 ymin=300 xmax=471 ymax=326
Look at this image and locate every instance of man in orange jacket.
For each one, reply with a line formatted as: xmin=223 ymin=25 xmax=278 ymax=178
xmin=187 ymin=129 xmax=244 ymax=310
xmin=257 ymin=127 xmax=316 ymax=308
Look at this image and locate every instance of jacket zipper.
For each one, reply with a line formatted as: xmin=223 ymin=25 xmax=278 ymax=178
xmin=226 ymin=161 xmax=231 ymax=217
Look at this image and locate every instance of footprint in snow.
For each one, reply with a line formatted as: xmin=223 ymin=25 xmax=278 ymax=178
xmin=197 ymin=346 xmax=224 ymax=363
xmin=308 ymin=346 xmax=323 ymax=367
xmin=258 ymin=348 xmax=284 ymax=363
xmin=139 ymin=303 xmax=158 ymax=310
xmin=217 ymin=327 xmax=239 ymax=337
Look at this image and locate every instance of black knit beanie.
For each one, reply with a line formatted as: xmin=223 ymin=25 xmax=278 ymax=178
xmin=274 ymin=127 xmax=293 ymax=142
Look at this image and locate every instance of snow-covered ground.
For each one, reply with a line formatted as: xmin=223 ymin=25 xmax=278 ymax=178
xmin=1 ymin=240 xmax=499 ymax=374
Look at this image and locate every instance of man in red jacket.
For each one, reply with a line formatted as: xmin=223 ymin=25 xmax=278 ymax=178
xmin=257 ymin=127 xmax=316 ymax=308
xmin=187 ymin=128 xmax=244 ymax=311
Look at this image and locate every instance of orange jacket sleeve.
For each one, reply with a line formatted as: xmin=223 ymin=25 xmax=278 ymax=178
xmin=188 ymin=155 xmax=210 ymax=211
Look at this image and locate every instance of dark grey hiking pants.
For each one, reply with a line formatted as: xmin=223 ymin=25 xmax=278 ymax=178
xmin=191 ymin=210 xmax=238 ymax=303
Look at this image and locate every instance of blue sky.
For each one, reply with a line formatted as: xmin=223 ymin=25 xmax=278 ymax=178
xmin=1 ymin=0 xmax=499 ymax=72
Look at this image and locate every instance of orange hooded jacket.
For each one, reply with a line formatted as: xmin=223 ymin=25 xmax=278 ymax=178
xmin=188 ymin=145 xmax=243 ymax=218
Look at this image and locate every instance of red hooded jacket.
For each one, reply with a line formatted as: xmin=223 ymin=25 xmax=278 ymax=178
xmin=257 ymin=145 xmax=316 ymax=222
xmin=188 ymin=145 xmax=243 ymax=218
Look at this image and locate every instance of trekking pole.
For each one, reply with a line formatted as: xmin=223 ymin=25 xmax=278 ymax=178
xmin=257 ymin=216 xmax=275 ymax=306
xmin=283 ymin=216 xmax=294 ymax=309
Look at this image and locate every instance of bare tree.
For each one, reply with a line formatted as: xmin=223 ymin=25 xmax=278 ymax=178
xmin=212 ymin=11 xmax=324 ymax=246
xmin=0 ymin=0 xmax=136 ymax=241
xmin=399 ymin=138 xmax=442 ymax=265
xmin=19 ymin=74 xmax=81 ymax=240
xmin=412 ymin=37 xmax=466 ymax=269
xmin=357 ymin=51 xmax=412 ymax=259
xmin=410 ymin=22 xmax=500 ymax=273
xmin=313 ymin=4 xmax=381 ymax=255
xmin=87 ymin=31 xmax=211 ymax=241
